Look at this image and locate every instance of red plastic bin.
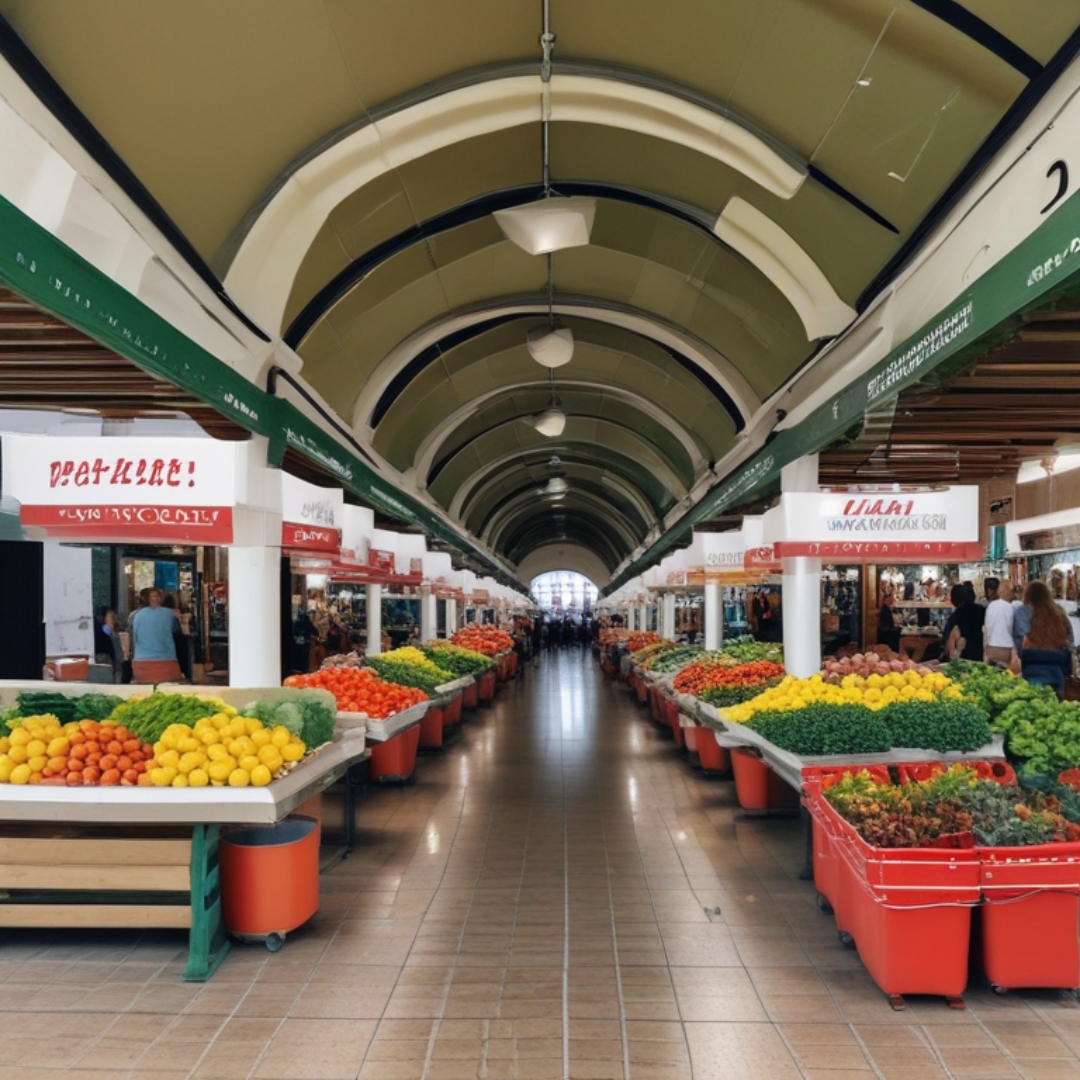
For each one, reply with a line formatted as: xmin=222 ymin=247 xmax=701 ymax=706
xmin=368 ymin=723 xmax=421 ymax=782
xmin=696 ymin=728 xmax=730 ymax=775
xmin=418 ymin=704 xmax=446 ymax=749
xmin=731 ymin=749 xmax=799 ymax=811
xmin=664 ymin=699 xmax=685 ymax=748
xmin=463 ymin=680 xmax=479 ymax=710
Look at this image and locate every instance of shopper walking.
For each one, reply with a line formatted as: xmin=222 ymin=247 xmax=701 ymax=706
xmin=983 ymin=580 xmax=1016 ymax=668
xmin=93 ymin=607 xmax=124 ymax=683
xmin=129 ymin=587 xmax=182 ymax=683
xmin=1018 ymin=580 xmax=1074 ymax=697
xmin=943 ymin=583 xmax=984 ymax=661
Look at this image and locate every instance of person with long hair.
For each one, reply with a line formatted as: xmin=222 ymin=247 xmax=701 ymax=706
xmin=1019 ymin=580 xmax=1074 ymax=696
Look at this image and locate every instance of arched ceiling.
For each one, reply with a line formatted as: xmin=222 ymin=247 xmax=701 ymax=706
xmin=3 ymin=0 xmax=1078 ymax=577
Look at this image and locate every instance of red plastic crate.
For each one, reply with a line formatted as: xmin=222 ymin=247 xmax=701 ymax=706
xmin=649 ymin=686 xmax=665 ymax=724
xmin=809 ymin=789 xmax=980 ymax=997
xmin=443 ymin=692 xmax=463 ymax=726
xmin=634 ymin=675 xmax=648 ymax=704
xmin=976 ymin=841 xmax=1080 ymax=990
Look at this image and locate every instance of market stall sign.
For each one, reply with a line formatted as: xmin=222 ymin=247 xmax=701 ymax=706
xmin=764 ymin=487 xmax=983 ymax=564
xmin=2 ymin=433 xmax=240 ymax=542
xmin=744 ymin=546 xmax=783 ymax=573
xmin=368 ymin=549 xmax=395 ymax=575
xmin=280 ymin=472 xmax=342 ymax=553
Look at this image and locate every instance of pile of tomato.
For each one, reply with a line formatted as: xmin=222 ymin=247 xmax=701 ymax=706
xmin=284 ymin=666 xmax=428 ymax=718
xmin=450 ymin=625 xmax=514 ymax=656
xmin=673 ymin=658 xmax=785 ymax=697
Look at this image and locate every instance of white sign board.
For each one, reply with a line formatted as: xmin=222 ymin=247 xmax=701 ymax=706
xmin=763 ymin=488 xmax=984 ymax=562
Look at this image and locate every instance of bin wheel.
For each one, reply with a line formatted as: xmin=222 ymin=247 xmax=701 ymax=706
xmin=837 ymin=930 xmax=855 ymax=949
xmin=816 ymin=893 xmax=834 ymax=916
xmin=265 ymin=933 xmax=285 ymax=953
xmin=991 ymin=984 xmax=1008 ymax=996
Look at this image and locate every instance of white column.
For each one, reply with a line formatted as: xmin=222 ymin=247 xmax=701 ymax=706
xmin=782 ymin=555 xmax=822 ymax=677
xmin=662 ymin=593 xmax=676 ymax=640
xmin=420 ymin=588 xmax=437 ymax=642
xmin=625 ymin=606 xmax=635 ymax=631
xmin=638 ymin=602 xmax=648 ymax=633
xmin=446 ymin=598 xmax=458 ymax=636
xmin=228 ymin=546 xmax=281 ymax=687
xmin=366 ymin=583 xmax=383 ymax=656
xmin=704 ymin=581 xmax=722 ymax=651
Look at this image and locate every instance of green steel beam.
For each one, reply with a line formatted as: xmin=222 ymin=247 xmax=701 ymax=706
xmin=603 ymin=183 xmax=1080 ymax=595
xmin=0 ymin=195 xmax=525 ymax=591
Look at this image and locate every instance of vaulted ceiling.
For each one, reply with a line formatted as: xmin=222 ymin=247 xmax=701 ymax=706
xmin=3 ymin=0 xmax=1078 ymax=579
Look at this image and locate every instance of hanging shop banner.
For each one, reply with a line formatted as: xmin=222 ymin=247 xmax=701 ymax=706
xmin=703 ymin=532 xmax=746 ymax=581
xmin=763 ymin=487 xmax=984 ymax=562
xmin=2 ymin=434 xmax=238 ymax=543
xmin=280 ymin=472 xmax=342 ymax=552
xmin=368 ymin=549 xmax=395 ymax=575
xmin=744 ymin=546 xmax=783 ymax=573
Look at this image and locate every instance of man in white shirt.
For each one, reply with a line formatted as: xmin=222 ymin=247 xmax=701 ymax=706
xmin=984 ymin=579 xmax=1015 ymax=668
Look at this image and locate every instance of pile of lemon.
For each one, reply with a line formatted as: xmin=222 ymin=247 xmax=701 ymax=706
xmin=724 ymin=670 xmax=964 ymax=722
xmin=145 ymin=713 xmax=306 ymax=788
xmin=0 ymin=714 xmax=65 ymax=783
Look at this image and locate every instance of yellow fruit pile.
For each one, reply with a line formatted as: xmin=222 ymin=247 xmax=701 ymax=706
xmin=144 ymin=713 xmax=306 ymax=789
xmin=724 ymin=670 xmax=964 ymax=722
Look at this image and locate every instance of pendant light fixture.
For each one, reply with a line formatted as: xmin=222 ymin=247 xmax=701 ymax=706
xmin=493 ymin=3 xmax=594 ymax=257
xmin=529 ymin=366 xmax=566 ymax=437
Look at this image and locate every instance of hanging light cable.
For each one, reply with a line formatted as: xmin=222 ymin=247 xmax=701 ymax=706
xmin=493 ymin=0 xmax=595 ymax=258
xmin=531 ymin=364 xmax=566 ymax=437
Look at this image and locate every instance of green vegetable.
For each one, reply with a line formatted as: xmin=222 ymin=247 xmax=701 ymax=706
xmin=363 ymin=656 xmax=449 ymax=695
xmin=15 ymin=691 xmax=80 ymax=722
xmin=992 ymin=695 xmax=1080 ymax=775
xmin=881 ymin=700 xmax=992 ymax=753
xmin=72 ymin=692 xmax=124 ymax=722
xmin=747 ymin=703 xmax=891 ymax=756
xmin=719 ymin=636 xmax=784 ymax=664
xmin=107 ymin=693 xmax=222 ymax=743
xmin=243 ymin=691 xmax=336 ymax=749
xmin=420 ymin=644 xmax=489 ymax=676
xmin=698 ymin=680 xmax=783 ymax=708
xmin=745 ymin=698 xmax=990 ymax=757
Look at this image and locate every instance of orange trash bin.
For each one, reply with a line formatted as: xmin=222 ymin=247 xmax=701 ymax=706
xmin=219 ymin=816 xmax=320 ymax=950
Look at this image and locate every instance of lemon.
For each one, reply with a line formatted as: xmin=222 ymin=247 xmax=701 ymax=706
xmin=239 ymin=755 xmax=260 ymax=773
xmin=270 ymin=727 xmax=291 ymax=749
xmin=0 ymin=759 xmax=13 ymax=782
xmin=158 ymin=749 xmax=180 ymax=770
xmin=149 ymin=767 xmax=171 ymax=787
xmin=8 ymin=729 xmax=30 ymax=748
xmin=211 ymin=714 xmax=229 ymax=730
xmin=227 ymin=768 xmax=250 ymax=788
xmin=224 ymin=720 xmax=247 ymax=739
xmin=193 ymin=717 xmax=214 ymax=734
xmin=188 ymin=768 xmax=210 ymax=788
xmin=27 ymin=755 xmax=48 ymax=773
xmin=200 ymin=729 xmax=221 ymax=746
xmin=250 ymin=729 xmax=271 ymax=748
xmin=207 ymin=743 xmax=230 ymax=762
xmin=178 ymin=737 xmax=201 ymax=754
xmin=171 ymin=774 xmax=189 ymax=788
xmin=25 ymin=740 xmax=47 ymax=758
xmin=178 ymin=752 xmax=206 ymax=774
xmin=280 ymin=742 xmax=304 ymax=763
xmin=257 ymin=744 xmax=281 ymax=765
xmin=244 ymin=718 xmax=262 ymax=736
xmin=9 ymin=764 xmax=31 ymax=785
xmin=46 ymin=737 xmax=69 ymax=758
xmin=207 ymin=760 xmax=233 ymax=783
xmin=7 ymin=746 xmax=28 ymax=765
xmin=249 ymin=764 xmax=273 ymax=787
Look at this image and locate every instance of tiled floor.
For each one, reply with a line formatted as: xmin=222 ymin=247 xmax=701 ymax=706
xmin=2 ymin=652 xmax=1080 ymax=1079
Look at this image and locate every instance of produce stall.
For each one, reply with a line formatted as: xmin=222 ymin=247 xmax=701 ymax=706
xmin=0 ymin=682 xmax=366 ymax=979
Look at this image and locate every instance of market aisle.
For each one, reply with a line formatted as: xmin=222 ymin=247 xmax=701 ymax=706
xmin=1 ymin=655 xmax=1079 ymax=1079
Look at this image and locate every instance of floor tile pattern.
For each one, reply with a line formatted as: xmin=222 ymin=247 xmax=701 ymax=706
xmin=0 ymin=652 xmax=1077 ymax=1078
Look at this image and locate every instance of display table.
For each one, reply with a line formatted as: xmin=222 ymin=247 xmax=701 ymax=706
xmin=0 ymin=732 xmax=369 ymax=980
